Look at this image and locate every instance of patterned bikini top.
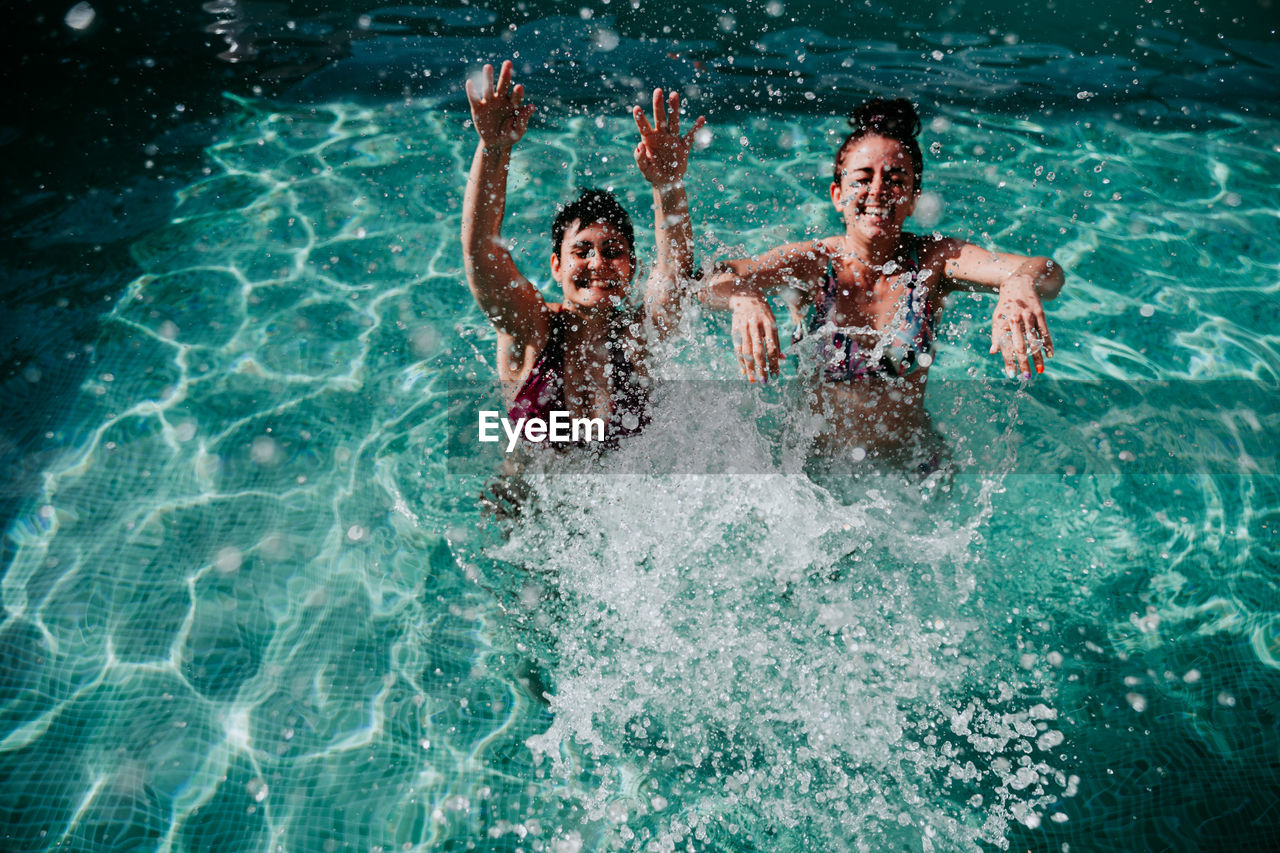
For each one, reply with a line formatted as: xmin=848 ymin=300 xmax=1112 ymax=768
xmin=804 ymin=236 xmax=936 ymax=381
xmin=508 ymin=309 xmax=649 ymax=444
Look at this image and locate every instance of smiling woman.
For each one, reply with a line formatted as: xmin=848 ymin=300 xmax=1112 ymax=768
xmin=548 ymin=192 xmax=636 ymax=313
xmin=701 ymin=98 xmax=1066 ymax=472
xmin=460 ymin=59 xmax=705 ymax=447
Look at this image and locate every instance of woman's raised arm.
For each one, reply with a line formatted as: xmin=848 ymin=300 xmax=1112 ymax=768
xmin=461 ymin=61 xmax=544 ymax=342
xmin=633 ymin=87 xmax=705 ymax=339
xmin=933 ymin=239 xmax=1065 ymax=377
xmin=700 ymin=241 xmax=829 ymax=381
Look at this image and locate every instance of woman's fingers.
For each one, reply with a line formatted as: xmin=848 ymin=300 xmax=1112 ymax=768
xmin=636 ymin=88 xmax=703 ymax=151
xmin=1025 ymin=310 xmax=1047 ymax=374
xmin=1035 ymin=309 xmax=1054 ymax=359
xmin=764 ymin=320 xmax=783 ymax=378
xmin=1030 ymin=342 xmax=1045 ymax=375
xmin=1012 ymin=319 xmax=1034 ymax=377
xmin=992 ymin=315 xmax=1016 ymax=377
xmin=749 ymin=323 xmax=769 ymax=383
xmin=1015 ymin=305 xmax=1051 ymax=375
xmin=495 ymin=60 xmax=513 ymax=96
xmin=633 ymin=104 xmax=652 ymax=136
xmin=993 ymin=303 xmax=1054 ymax=379
xmin=633 ymin=140 xmax=654 ymax=171
xmin=731 ymin=324 xmax=750 ymax=376
xmin=514 ymin=100 xmax=535 ymax=136
xmin=731 ymin=317 xmax=781 ymax=382
xmin=732 ymin=318 xmax=762 ymax=381
xmin=684 ymin=115 xmax=706 ymax=145
xmin=474 ymin=61 xmax=524 ymax=104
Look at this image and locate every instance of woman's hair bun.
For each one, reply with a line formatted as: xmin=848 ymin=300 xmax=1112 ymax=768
xmin=848 ymin=98 xmax=921 ymax=140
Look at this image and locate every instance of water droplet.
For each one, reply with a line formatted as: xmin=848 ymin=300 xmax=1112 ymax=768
xmin=215 ymin=546 xmax=242 ymax=574
xmin=593 ymin=28 xmax=620 ymax=51
xmin=251 ymin=436 xmax=279 ymax=464
xmin=65 ymin=2 xmax=95 ymax=30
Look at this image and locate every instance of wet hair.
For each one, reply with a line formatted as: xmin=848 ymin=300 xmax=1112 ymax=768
xmin=551 ymin=188 xmax=635 ymax=265
xmin=832 ymin=98 xmax=924 ymax=191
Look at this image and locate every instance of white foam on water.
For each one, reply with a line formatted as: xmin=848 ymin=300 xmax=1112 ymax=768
xmin=486 ymin=384 xmax=1069 ymax=850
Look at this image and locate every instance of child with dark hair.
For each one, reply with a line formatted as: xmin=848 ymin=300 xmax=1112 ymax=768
xmin=702 ymin=97 xmax=1065 ymax=473
xmin=551 ymin=189 xmax=636 ymax=268
xmin=461 ymin=61 xmax=705 ymax=445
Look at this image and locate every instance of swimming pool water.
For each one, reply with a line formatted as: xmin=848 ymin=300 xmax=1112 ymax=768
xmin=3 ymin=3 xmax=1279 ymax=851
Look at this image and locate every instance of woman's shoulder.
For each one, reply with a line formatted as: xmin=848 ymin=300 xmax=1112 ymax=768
xmin=810 ymin=236 xmax=845 ymax=258
xmin=755 ymin=236 xmax=839 ymax=258
xmin=908 ymin=231 xmax=968 ymax=271
xmin=909 ymin=231 xmax=966 ymax=255
xmin=768 ymin=236 xmax=841 ymax=277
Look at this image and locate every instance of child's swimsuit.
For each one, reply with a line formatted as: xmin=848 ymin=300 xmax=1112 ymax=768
xmin=508 ymin=309 xmax=648 ymax=443
xmin=804 ymin=237 xmax=936 ymax=381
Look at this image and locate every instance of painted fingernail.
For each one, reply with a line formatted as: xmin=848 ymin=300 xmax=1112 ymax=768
xmin=1004 ymin=368 xmax=1016 ymax=379
xmin=1022 ymin=371 xmax=1032 ymax=380
xmin=1035 ymin=363 xmax=1044 ymax=374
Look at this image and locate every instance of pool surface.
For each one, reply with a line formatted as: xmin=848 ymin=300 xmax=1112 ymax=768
xmin=2 ymin=2 xmax=1278 ymax=850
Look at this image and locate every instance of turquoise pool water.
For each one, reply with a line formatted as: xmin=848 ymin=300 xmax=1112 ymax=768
xmin=3 ymin=3 xmax=1279 ymax=851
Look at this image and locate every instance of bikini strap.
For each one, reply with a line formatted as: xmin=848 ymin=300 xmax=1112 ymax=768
xmin=545 ymin=308 xmax=568 ymax=358
xmin=903 ymin=234 xmax=922 ymax=292
xmin=606 ymin=309 xmax=634 ymax=378
xmin=507 ymin=309 xmax=567 ymax=422
xmin=811 ymin=259 xmax=837 ymax=330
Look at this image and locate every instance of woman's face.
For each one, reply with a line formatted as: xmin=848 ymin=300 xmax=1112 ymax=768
xmin=830 ymin=134 xmax=919 ymax=241
xmin=550 ymin=219 xmax=635 ymax=311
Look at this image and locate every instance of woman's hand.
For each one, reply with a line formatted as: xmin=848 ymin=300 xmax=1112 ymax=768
xmin=936 ymin=242 xmax=1064 ymax=378
xmin=461 ymin=60 xmax=544 ymax=345
xmin=633 ymin=88 xmax=705 ymax=189
xmin=731 ymin=293 xmax=783 ymax=382
xmin=990 ymin=276 xmax=1054 ymax=378
xmin=465 ymin=61 xmax=535 ymax=150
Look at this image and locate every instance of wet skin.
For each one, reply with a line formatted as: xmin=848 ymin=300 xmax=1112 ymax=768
xmin=550 ymin=220 xmax=635 ymax=314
